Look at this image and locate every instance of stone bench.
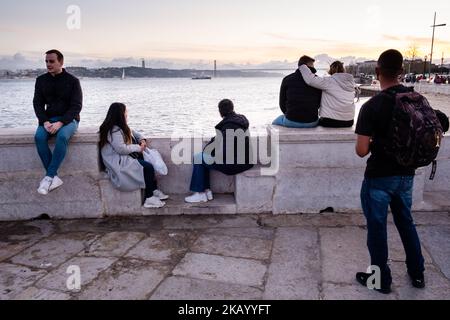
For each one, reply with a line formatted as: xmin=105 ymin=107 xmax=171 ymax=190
xmin=0 ymin=128 xmax=235 ymax=220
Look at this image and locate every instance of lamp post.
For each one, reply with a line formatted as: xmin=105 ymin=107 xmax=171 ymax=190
xmin=423 ymin=55 xmax=428 ymax=78
xmin=429 ymin=12 xmax=446 ymax=78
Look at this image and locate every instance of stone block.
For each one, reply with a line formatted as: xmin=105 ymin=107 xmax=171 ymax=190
xmin=35 ymin=256 xmax=117 ymax=292
xmin=150 ymin=276 xmax=262 ymax=300
xmin=13 ymin=287 xmax=72 ymax=300
xmin=322 ymin=283 xmax=396 ymax=300
xmin=320 ymin=227 xmax=369 ymax=284
xmin=418 ymin=225 xmax=450 ymax=279
xmin=235 ymin=170 xmax=275 ymax=214
xmin=10 ymin=233 xmax=98 ymax=269
xmin=0 ymin=263 xmax=48 ymax=300
xmin=263 ymin=227 xmax=320 ymax=300
xmin=392 ymin=262 xmax=450 ymax=300
xmin=99 ymin=180 xmax=143 ymax=216
xmin=272 ymin=168 xmax=365 ymax=214
xmin=0 ymin=142 xmax=99 ymax=174
xmin=278 ymin=142 xmax=366 ymax=168
xmin=77 ymin=259 xmax=169 ymax=300
xmin=172 ymin=253 xmax=267 ymax=286
xmin=0 ymin=174 xmax=104 ymax=220
xmin=83 ymin=231 xmax=146 ymax=257
xmin=202 ymin=227 xmax=275 ymax=240
xmin=125 ymin=231 xmax=195 ymax=263
xmin=191 ymin=234 xmax=272 ymax=260
xmin=143 ymin=194 xmax=236 ymax=216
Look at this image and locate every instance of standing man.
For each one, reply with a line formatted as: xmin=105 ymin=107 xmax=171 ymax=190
xmin=354 ymin=49 xmax=427 ymax=294
xmin=33 ymin=49 xmax=82 ymax=195
xmin=272 ymin=55 xmax=322 ymax=128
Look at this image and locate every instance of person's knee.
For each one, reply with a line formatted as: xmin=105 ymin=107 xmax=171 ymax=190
xmin=34 ymin=130 xmax=48 ymax=144
xmin=56 ymin=134 xmax=70 ymax=145
xmin=142 ymin=162 xmax=155 ymax=174
xmin=366 ymin=213 xmax=386 ymax=227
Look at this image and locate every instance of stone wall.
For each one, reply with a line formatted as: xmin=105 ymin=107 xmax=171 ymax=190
xmin=0 ymin=126 xmax=448 ymax=221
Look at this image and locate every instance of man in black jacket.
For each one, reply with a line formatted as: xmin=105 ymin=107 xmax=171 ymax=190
xmin=272 ymin=55 xmax=322 ymax=128
xmin=33 ymin=49 xmax=82 ymax=195
xmin=185 ymin=99 xmax=254 ymax=203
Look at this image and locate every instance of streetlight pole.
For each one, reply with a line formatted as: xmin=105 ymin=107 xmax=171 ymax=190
xmin=429 ymin=12 xmax=446 ymax=78
xmin=424 ymin=55 xmax=428 ymax=78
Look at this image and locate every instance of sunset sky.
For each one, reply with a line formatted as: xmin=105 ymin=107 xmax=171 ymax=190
xmin=1 ymin=0 xmax=449 ymax=68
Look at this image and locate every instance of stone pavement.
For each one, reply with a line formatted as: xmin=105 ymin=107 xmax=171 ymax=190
xmin=1 ymin=211 xmax=450 ymax=300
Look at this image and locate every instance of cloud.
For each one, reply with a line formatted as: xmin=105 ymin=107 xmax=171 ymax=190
xmin=0 ymin=53 xmax=41 ymax=70
xmin=312 ymin=54 xmax=371 ymax=68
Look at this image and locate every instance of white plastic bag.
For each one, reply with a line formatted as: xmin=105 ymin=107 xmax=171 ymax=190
xmin=143 ymin=148 xmax=168 ymax=176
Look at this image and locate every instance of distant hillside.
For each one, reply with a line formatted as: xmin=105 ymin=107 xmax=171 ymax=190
xmin=0 ymin=67 xmax=283 ymax=79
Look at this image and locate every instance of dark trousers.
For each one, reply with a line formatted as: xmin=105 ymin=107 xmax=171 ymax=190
xmin=360 ymin=176 xmax=425 ymax=286
xmin=138 ymin=159 xmax=157 ymax=198
xmin=319 ymin=117 xmax=354 ymax=128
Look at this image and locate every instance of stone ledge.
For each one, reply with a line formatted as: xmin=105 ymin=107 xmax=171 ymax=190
xmin=0 ymin=127 xmax=100 ymax=145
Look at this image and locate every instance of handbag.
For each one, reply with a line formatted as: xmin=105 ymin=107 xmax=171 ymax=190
xmin=129 ymin=134 xmax=144 ymax=160
xmin=143 ymin=148 xmax=168 ymax=175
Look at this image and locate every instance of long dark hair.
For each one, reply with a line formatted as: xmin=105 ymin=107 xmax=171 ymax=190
xmin=99 ymin=102 xmax=132 ymax=149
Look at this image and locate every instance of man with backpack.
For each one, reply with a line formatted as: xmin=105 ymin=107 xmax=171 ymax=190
xmin=354 ymin=49 xmax=448 ymax=294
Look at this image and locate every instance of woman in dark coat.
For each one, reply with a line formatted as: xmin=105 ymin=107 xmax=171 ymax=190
xmin=185 ymin=99 xmax=254 ymax=203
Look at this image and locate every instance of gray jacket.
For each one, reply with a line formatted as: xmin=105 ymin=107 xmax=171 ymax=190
xmin=299 ymin=65 xmax=356 ymax=121
xmin=101 ymin=126 xmax=146 ymax=191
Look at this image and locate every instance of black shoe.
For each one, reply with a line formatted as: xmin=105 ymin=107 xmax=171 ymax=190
xmin=356 ymin=272 xmax=392 ymax=294
xmin=410 ymin=275 xmax=426 ymax=289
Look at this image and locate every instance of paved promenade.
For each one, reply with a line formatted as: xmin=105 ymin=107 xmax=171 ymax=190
xmin=1 ymin=212 xmax=449 ymax=300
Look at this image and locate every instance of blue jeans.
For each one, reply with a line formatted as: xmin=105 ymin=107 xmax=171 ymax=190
xmin=272 ymin=115 xmax=319 ymax=128
xmin=189 ymin=152 xmax=215 ymax=192
xmin=360 ymin=176 xmax=425 ymax=285
xmin=34 ymin=117 xmax=79 ymax=178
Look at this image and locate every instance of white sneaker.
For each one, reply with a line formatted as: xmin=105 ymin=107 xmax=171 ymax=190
xmin=184 ymin=192 xmax=208 ymax=203
xmin=205 ymin=189 xmax=214 ymax=201
xmin=37 ymin=176 xmax=53 ymax=195
xmin=49 ymin=176 xmax=63 ymax=192
xmin=153 ymin=189 xmax=169 ymax=200
xmin=143 ymin=196 xmax=165 ymax=208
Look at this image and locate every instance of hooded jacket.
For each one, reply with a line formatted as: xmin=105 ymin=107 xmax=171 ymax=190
xmin=204 ymin=112 xmax=254 ymax=175
xmin=299 ymin=65 xmax=356 ymax=121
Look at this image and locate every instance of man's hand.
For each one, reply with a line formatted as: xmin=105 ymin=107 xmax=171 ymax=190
xmin=139 ymin=139 xmax=148 ymax=148
xmin=139 ymin=143 xmax=146 ymax=153
xmin=43 ymin=121 xmax=53 ymax=133
xmin=49 ymin=121 xmax=64 ymax=134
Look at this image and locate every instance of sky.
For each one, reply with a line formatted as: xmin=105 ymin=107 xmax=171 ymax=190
xmin=1 ymin=0 xmax=450 ymax=69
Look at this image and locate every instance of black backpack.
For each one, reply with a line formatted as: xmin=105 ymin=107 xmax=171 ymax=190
xmin=384 ymin=90 xmax=443 ymax=169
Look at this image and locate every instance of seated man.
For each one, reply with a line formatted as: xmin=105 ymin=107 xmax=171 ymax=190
xmin=33 ymin=49 xmax=83 ymax=195
xmin=272 ymin=55 xmax=322 ymax=128
xmin=185 ymin=99 xmax=254 ymax=203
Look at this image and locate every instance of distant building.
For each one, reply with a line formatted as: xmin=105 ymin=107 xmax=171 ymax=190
xmin=141 ymin=59 xmax=145 ymax=69
xmin=349 ymin=60 xmax=377 ymax=76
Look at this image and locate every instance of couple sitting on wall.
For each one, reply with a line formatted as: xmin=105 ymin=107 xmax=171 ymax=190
xmin=32 ymin=48 xmax=253 ymax=208
xmin=273 ymin=55 xmax=357 ymax=128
